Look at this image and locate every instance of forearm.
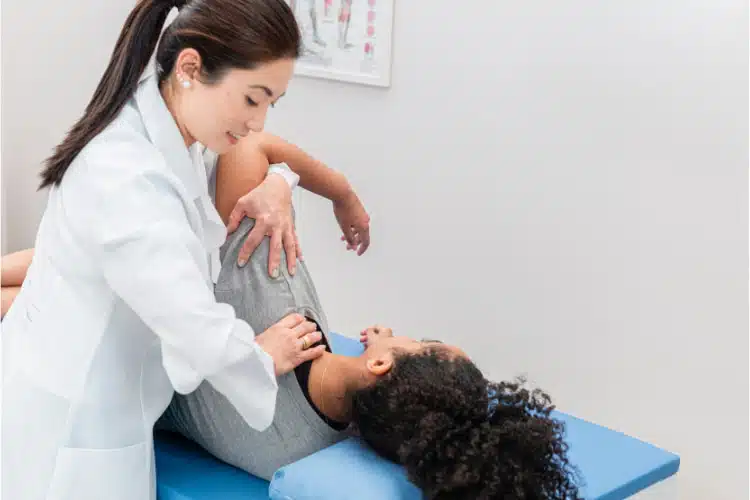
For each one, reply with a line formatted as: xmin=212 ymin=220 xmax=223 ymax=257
xmin=1 ymin=286 xmax=21 ymax=319
xmin=260 ymin=133 xmax=353 ymax=203
xmin=1 ymin=248 xmax=34 ymax=287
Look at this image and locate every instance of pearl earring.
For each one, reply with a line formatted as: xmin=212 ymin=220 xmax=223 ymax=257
xmin=181 ymin=79 xmax=191 ymax=89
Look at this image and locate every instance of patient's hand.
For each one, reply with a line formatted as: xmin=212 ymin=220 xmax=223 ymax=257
xmin=334 ymin=190 xmax=370 ymax=256
xmin=360 ymin=325 xmax=393 ymax=347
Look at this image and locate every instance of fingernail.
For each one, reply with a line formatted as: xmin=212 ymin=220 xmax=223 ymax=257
xmin=238 ymin=258 xmax=247 ymax=267
xmin=271 ymin=268 xmax=279 ymax=278
xmin=290 ymin=266 xmax=296 ymax=275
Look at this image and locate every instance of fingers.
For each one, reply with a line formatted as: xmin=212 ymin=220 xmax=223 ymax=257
xmin=341 ymin=233 xmax=358 ymax=250
xmin=299 ymin=344 xmax=326 ymax=363
xmin=267 ymin=229 xmax=282 ymax=278
xmin=356 ymin=225 xmax=371 ymax=255
xmin=237 ymin=222 xmax=266 ymax=267
xmin=226 ymin=206 xmax=246 ymax=235
xmin=342 ymin=225 xmax=356 ymax=247
xmin=341 ymin=235 xmax=354 ymax=251
xmin=298 ymin=330 xmax=323 ymax=349
xmin=340 ymin=227 xmax=370 ymax=255
xmin=283 ymin=227 xmax=297 ymax=275
xmin=278 ymin=312 xmax=306 ymax=329
xmin=295 ymin=231 xmax=304 ymax=262
xmin=294 ymin=319 xmax=319 ymax=338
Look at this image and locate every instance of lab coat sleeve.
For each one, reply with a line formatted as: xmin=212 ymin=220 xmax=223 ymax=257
xmin=75 ymin=163 xmax=278 ymax=431
xmin=268 ymin=163 xmax=300 ymax=191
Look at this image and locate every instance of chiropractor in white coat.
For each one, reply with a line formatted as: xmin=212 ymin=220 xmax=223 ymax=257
xmin=0 ymin=1 xmax=347 ymax=498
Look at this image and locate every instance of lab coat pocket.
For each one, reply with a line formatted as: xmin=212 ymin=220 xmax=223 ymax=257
xmin=47 ymin=441 xmax=151 ymax=500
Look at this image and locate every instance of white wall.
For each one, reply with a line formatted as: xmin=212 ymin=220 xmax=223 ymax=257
xmin=1 ymin=0 xmax=137 ymax=253
xmin=1 ymin=0 xmax=746 ymax=498
xmin=266 ymin=1 xmax=748 ymax=499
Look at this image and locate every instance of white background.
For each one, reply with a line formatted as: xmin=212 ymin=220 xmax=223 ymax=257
xmin=1 ymin=1 xmax=747 ymax=499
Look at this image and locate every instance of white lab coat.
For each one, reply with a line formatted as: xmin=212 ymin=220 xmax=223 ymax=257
xmin=1 ymin=66 xmax=293 ymax=500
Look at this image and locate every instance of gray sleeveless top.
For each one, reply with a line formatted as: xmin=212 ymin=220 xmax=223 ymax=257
xmin=156 ymin=216 xmax=348 ymax=481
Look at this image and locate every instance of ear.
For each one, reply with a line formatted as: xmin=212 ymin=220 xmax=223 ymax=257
xmin=174 ymin=48 xmax=203 ymax=83
xmin=366 ymin=354 xmax=394 ymax=377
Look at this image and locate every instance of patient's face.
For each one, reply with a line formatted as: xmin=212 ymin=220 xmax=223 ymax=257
xmin=365 ymin=335 xmax=468 ymax=361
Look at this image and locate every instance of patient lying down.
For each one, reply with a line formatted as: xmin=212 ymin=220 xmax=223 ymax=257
xmin=155 ymin=134 xmax=583 ymax=499
xmin=2 ymin=134 xmax=582 ymax=499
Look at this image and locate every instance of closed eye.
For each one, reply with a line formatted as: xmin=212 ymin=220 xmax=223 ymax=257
xmin=246 ymin=96 xmax=258 ymax=107
xmin=420 ymin=338 xmax=443 ymax=344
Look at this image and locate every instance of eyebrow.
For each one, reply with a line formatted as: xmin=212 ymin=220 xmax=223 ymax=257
xmin=248 ymin=84 xmax=285 ymax=99
xmin=420 ymin=338 xmax=444 ymax=344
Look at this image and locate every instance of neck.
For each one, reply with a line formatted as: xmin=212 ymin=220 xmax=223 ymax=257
xmin=160 ymin=79 xmax=195 ymax=148
xmin=308 ymin=351 xmax=367 ymax=424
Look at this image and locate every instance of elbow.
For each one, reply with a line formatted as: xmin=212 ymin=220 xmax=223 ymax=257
xmin=169 ymin=371 xmax=202 ymax=396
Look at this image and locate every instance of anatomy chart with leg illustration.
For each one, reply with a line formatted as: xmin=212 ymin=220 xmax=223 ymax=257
xmin=287 ymin=0 xmax=394 ymax=87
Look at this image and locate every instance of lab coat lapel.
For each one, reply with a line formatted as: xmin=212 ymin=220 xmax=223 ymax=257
xmin=134 ymin=73 xmax=227 ymax=283
xmin=190 ymin=145 xmax=228 ymax=284
xmin=134 ymin=73 xmax=201 ymax=200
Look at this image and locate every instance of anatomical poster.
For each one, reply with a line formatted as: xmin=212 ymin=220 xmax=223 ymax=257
xmin=286 ymin=0 xmax=395 ymax=87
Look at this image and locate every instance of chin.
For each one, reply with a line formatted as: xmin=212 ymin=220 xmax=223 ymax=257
xmin=206 ymin=140 xmax=232 ymax=155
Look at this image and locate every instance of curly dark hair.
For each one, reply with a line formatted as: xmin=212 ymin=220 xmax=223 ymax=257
xmin=351 ymin=351 xmax=583 ymax=499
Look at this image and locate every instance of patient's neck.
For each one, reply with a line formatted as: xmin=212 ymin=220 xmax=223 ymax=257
xmin=307 ymin=352 xmax=366 ymax=424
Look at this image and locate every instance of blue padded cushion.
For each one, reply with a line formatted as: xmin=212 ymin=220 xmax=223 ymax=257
xmin=155 ymin=332 xmax=680 ymax=500
xmin=155 ymin=431 xmax=270 ymax=500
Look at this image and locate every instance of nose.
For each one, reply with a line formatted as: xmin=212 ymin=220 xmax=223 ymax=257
xmin=246 ymin=107 xmax=269 ymax=133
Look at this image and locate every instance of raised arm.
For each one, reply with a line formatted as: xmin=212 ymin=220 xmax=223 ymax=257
xmin=1 ymin=248 xmax=34 ymax=287
xmin=256 ymin=132 xmax=353 ymax=203
xmin=216 ymin=132 xmax=371 ymax=256
xmin=257 ymin=132 xmax=371 ymax=255
xmin=1 ymin=248 xmax=35 ymax=318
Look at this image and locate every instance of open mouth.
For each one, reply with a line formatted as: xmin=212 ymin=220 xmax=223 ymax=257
xmin=227 ymin=131 xmax=244 ymax=144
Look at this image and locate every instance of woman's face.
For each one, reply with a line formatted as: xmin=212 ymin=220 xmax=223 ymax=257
xmin=366 ymin=336 xmax=468 ymax=359
xmin=362 ymin=335 xmax=469 ymax=380
xmin=177 ymin=55 xmax=295 ymax=154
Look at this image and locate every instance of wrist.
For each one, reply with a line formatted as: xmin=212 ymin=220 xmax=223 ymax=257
xmin=265 ymin=169 xmax=294 ymax=194
xmin=331 ymin=173 xmax=355 ymax=205
xmin=254 ymin=334 xmax=280 ymax=377
xmin=268 ymin=164 xmax=299 ymax=190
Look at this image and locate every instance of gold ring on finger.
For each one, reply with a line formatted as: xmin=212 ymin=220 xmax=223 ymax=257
xmin=301 ymin=336 xmax=309 ymax=350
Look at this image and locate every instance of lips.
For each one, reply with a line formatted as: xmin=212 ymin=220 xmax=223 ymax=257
xmin=227 ymin=131 xmax=244 ymax=145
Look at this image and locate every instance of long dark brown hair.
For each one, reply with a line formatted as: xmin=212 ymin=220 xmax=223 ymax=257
xmin=39 ymin=0 xmax=300 ymax=189
xmin=352 ymin=352 xmax=584 ymax=499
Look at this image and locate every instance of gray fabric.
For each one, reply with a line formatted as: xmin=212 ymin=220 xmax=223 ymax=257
xmin=156 ymin=217 xmax=348 ymax=481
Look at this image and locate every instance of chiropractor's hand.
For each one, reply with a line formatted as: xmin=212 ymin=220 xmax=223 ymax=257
xmin=255 ymin=313 xmax=326 ymax=376
xmin=227 ymin=173 xmax=300 ymax=277
xmin=333 ymin=190 xmax=370 ymax=256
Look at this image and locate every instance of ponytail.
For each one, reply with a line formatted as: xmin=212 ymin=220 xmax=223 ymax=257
xmin=39 ymin=0 xmax=301 ymax=189
xmin=39 ymin=0 xmax=183 ymax=189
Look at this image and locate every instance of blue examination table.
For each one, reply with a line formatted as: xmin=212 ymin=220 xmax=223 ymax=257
xmin=155 ymin=333 xmax=680 ymax=499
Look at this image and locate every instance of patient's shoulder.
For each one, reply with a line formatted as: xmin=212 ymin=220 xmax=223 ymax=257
xmin=217 ymin=134 xmax=270 ymax=173
xmin=214 ymin=136 xmax=271 ymax=221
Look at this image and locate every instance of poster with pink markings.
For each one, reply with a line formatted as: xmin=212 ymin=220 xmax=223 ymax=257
xmin=286 ymin=0 xmax=395 ymax=87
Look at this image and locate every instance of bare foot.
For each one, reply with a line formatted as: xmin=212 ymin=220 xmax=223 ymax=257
xmin=360 ymin=325 xmax=393 ymax=347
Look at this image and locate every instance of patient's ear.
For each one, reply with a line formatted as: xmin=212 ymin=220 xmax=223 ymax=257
xmin=366 ymin=354 xmax=394 ymax=377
